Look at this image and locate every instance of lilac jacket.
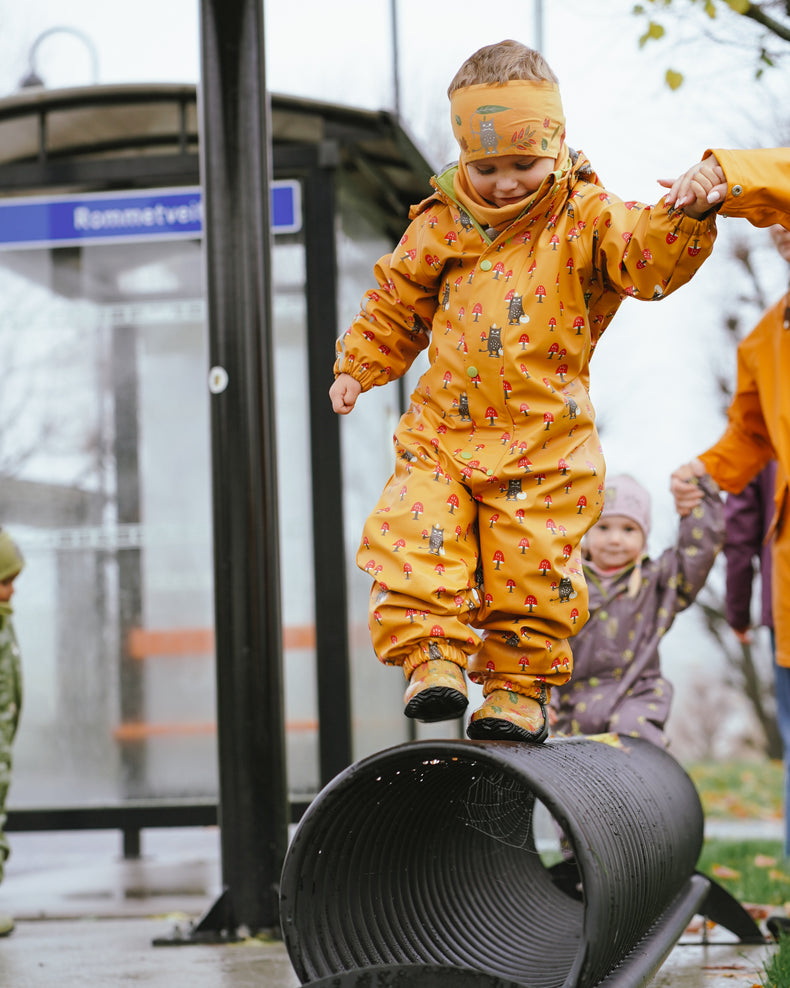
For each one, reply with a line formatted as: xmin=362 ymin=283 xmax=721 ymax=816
xmin=551 ymin=475 xmax=723 ymax=747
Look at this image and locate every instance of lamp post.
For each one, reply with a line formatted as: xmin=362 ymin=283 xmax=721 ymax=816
xmin=18 ymin=26 xmax=100 ymax=89
xmin=535 ymin=0 xmax=545 ymax=52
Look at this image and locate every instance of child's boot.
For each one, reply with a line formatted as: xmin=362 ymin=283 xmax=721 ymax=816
xmin=404 ymin=659 xmax=468 ymax=723
xmin=466 ymin=689 xmax=548 ymax=743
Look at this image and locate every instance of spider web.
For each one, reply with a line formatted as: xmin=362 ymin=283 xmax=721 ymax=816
xmin=461 ymin=770 xmax=538 ymax=851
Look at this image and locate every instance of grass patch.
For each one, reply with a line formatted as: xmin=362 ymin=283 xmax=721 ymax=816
xmin=760 ymin=933 xmax=790 ymax=987
xmin=686 ymin=760 xmax=784 ymax=821
xmin=698 ymin=839 xmax=789 ymax=906
xmin=688 ymin=760 xmax=787 ymax=907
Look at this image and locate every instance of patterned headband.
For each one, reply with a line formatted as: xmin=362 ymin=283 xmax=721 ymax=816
xmin=450 ymin=80 xmax=566 ymax=163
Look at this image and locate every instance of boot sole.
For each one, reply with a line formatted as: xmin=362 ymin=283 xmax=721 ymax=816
xmin=404 ymin=686 xmax=468 ymax=723
xmin=466 ymin=710 xmax=548 ymax=744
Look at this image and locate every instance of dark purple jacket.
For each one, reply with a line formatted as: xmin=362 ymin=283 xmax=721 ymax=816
xmin=723 ymin=460 xmax=777 ymax=631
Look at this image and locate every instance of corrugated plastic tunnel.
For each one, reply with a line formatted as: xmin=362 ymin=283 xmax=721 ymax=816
xmin=280 ymin=735 xmax=710 ymax=988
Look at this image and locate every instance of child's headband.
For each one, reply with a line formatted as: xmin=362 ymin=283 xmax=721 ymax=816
xmin=450 ymin=80 xmax=565 ymax=164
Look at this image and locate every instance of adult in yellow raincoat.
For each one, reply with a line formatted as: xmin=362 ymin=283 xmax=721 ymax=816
xmin=330 ymin=40 xmax=772 ymax=742
xmin=672 ymin=221 xmax=790 ymax=676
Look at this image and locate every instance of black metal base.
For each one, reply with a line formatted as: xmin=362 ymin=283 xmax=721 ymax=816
xmin=152 ymin=888 xmax=244 ymax=946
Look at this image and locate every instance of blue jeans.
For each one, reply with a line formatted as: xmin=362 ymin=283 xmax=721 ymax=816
xmin=773 ymin=632 xmax=790 ymax=857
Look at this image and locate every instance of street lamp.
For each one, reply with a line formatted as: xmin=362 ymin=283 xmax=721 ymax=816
xmin=18 ymin=26 xmax=100 ymax=89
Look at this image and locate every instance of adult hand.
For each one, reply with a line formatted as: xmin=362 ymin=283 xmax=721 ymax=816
xmin=659 ymin=153 xmax=727 ymax=212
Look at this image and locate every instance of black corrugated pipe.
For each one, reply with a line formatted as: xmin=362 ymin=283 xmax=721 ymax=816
xmin=280 ymin=736 xmax=710 ymax=987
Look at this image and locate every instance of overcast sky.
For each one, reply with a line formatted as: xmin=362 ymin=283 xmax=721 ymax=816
xmin=1 ymin=0 xmax=788 ymax=703
xmin=1 ymin=3 xmax=786 ymax=536
xmin=1 ymin=1 xmax=788 ymax=512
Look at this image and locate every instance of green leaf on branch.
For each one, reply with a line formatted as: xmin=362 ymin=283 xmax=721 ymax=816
xmin=665 ymin=68 xmax=685 ymax=89
xmin=724 ymin=0 xmax=751 ymax=13
xmin=638 ymin=20 xmax=666 ymax=47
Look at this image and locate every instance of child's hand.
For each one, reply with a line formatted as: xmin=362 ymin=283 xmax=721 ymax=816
xmin=329 ymin=373 xmax=362 ymax=414
xmin=659 ymin=154 xmax=727 ymax=217
xmin=669 ymin=458 xmax=706 ymax=516
xmin=731 ymin=626 xmax=753 ymax=645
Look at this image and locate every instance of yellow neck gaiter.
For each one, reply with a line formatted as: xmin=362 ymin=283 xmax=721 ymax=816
xmin=451 ymin=148 xmax=570 ymax=231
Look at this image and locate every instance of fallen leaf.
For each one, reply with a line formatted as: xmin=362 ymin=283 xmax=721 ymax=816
xmin=744 ymin=903 xmax=772 ymax=920
xmin=712 ymin=863 xmax=741 ymax=880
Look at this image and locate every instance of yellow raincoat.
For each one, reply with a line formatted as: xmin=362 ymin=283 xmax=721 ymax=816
xmin=336 ymin=149 xmax=716 ymax=698
xmin=698 ymin=147 xmax=790 ymax=667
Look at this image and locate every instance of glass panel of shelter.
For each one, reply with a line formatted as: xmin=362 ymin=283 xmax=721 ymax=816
xmin=0 ymin=176 xmax=459 ymax=818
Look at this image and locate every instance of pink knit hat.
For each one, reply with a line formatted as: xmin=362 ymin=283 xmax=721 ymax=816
xmin=601 ymin=474 xmax=651 ymax=537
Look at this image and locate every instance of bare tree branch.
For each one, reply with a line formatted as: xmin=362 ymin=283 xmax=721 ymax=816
xmin=743 ymin=1 xmax=790 ymax=43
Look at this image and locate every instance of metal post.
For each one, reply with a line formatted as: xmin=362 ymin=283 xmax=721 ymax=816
xmin=301 ymin=148 xmax=353 ymax=785
xmin=389 ymin=0 xmax=401 ymax=117
xmin=196 ymin=0 xmax=287 ymax=936
xmin=534 ymin=0 xmax=545 ymax=52
xmin=111 ymin=325 xmax=146 ymax=798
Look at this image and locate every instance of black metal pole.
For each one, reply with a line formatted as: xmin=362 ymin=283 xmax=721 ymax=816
xmin=302 ymin=150 xmax=353 ymax=785
xmin=197 ymin=0 xmax=287 ymax=934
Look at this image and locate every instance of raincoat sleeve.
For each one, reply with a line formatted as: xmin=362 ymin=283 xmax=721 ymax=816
xmin=586 ymin=194 xmax=717 ymax=301
xmin=333 ymin=206 xmax=446 ymax=392
xmin=655 ymin=474 xmax=724 ymax=612
xmin=698 ymin=320 xmax=775 ymax=493
xmin=708 ymin=147 xmax=790 ymax=230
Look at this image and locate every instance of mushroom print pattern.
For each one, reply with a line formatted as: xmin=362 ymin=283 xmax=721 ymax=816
xmin=336 ymin=147 xmax=716 ymax=700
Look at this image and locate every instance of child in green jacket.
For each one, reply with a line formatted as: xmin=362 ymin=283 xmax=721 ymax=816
xmin=0 ymin=529 xmax=25 ymax=936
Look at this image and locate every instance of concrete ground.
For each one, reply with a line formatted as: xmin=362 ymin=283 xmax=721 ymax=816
xmin=0 ymin=824 xmax=777 ymax=987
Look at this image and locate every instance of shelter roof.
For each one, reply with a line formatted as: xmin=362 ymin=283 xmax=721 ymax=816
xmin=0 ymin=83 xmax=436 ymax=240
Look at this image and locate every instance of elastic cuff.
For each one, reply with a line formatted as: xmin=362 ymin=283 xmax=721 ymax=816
xmin=402 ymin=640 xmax=469 ymax=679
xmin=472 ymin=673 xmax=552 ymax=705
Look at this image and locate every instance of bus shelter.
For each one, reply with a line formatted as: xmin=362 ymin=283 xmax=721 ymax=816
xmin=0 ymin=79 xmax=435 ymax=902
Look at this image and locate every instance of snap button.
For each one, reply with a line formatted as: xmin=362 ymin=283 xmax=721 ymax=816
xmin=466 ymin=366 xmax=479 ymax=378
xmin=461 ymin=451 xmax=473 ymax=460
xmin=480 ymin=259 xmax=492 ymax=271
xmin=731 ymin=184 xmax=743 ymax=197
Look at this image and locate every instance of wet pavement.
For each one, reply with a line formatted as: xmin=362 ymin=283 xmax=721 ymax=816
xmin=0 ymin=823 xmax=777 ymax=986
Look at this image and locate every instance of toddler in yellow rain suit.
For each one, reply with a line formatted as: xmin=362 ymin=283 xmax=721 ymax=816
xmin=330 ymin=39 xmax=723 ymax=742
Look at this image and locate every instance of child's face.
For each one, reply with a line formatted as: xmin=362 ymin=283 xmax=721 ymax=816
xmin=466 ymin=154 xmax=556 ymax=208
xmin=0 ymin=578 xmax=16 ymax=604
xmin=585 ymin=515 xmax=645 ymax=571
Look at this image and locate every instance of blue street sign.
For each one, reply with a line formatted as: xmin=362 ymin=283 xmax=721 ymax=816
xmin=0 ymin=181 xmax=302 ymax=250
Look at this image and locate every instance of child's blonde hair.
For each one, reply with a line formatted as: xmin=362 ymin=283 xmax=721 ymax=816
xmin=447 ymin=40 xmax=558 ymax=96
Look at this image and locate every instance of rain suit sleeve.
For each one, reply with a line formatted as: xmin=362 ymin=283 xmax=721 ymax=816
xmin=709 ymin=147 xmax=790 ymax=230
xmin=655 ymin=473 xmax=724 ymax=612
xmin=333 ymin=202 xmax=446 ymax=392
xmin=584 ymin=195 xmax=716 ymax=301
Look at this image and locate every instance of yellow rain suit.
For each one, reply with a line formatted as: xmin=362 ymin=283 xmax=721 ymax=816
xmin=336 ymin=149 xmax=716 ymax=699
